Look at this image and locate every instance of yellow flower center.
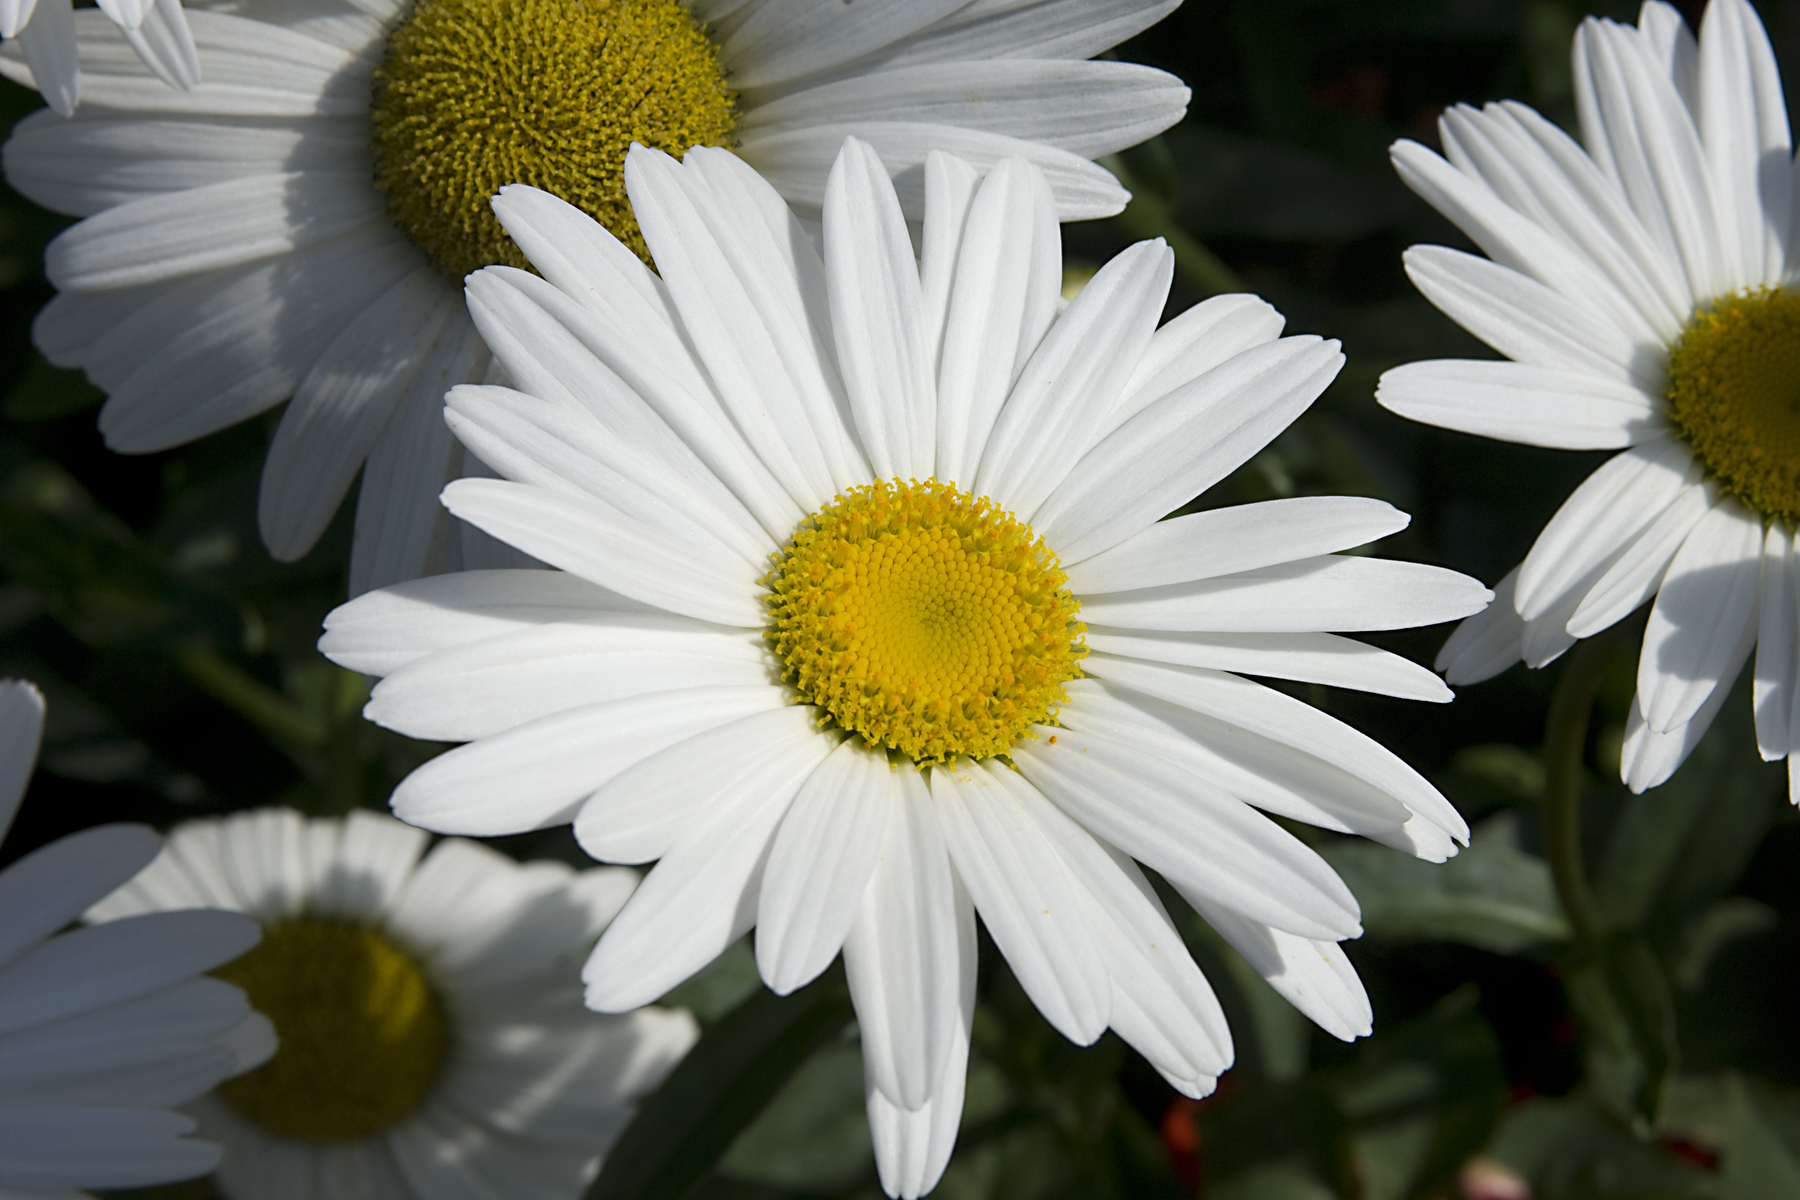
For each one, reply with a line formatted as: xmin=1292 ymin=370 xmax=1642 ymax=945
xmin=1666 ymin=286 xmax=1800 ymax=521
xmin=370 ymin=0 xmax=736 ymax=275
xmin=212 ymin=918 xmax=448 ymax=1142
xmin=765 ymin=479 xmax=1087 ymax=765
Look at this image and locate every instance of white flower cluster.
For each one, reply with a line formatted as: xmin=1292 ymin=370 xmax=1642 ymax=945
xmin=1 ymin=0 xmax=1792 ymax=1196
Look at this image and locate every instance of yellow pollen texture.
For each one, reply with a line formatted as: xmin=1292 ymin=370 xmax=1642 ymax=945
xmin=1667 ymin=286 xmax=1800 ymax=522
xmin=765 ymin=479 xmax=1086 ymax=765
xmin=371 ymin=0 xmax=736 ymax=276
xmin=213 ymin=918 xmax=448 ymax=1142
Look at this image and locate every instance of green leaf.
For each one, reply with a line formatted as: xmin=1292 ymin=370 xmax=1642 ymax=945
xmin=585 ymin=972 xmax=855 ymax=1200
xmin=1667 ymin=898 xmax=1777 ymax=993
xmin=1318 ymin=812 xmax=1570 ymax=952
xmin=1563 ymin=933 xmax=1679 ymax=1132
xmin=1487 ymin=1094 xmax=1709 ymax=1200
xmin=716 ymin=1039 xmax=872 ymax=1192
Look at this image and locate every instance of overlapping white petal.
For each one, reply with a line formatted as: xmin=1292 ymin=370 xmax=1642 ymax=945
xmin=1382 ymin=0 xmax=1800 ymax=799
xmin=329 ymin=142 xmax=1483 ymax=1197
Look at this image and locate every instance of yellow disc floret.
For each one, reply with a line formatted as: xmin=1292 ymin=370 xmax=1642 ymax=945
xmin=765 ymin=479 xmax=1087 ymax=765
xmin=371 ymin=0 xmax=736 ymax=276
xmin=213 ymin=918 xmax=448 ymax=1142
xmin=1667 ymin=286 xmax=1800 ymax=522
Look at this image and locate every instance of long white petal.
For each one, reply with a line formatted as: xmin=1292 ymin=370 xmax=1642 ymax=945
xmin=1638 ymin=499 xmax=1763 ymax=733
xmin=755 ymin=738 xmax=894 ymax=995
xmin=1183 ymin=893 xmax=1371 ymax=1041
xmin=1435 ymin=566 xmax=1527 ymax=686
xmin=1105 ymin=293 xmax=1287 ymax=434
xmin=1565 ymin=479 xmax=1715 ymax=638
xmin=0 ymin=680 xmax=44 ymax=845
xmin=1755 ymin=525 xmax=1798 ymax=761
xmin=1085 ymin=628 xmax=1453 ymax=703
xmin=1376 ymin=358 xmax=1658 ymax=450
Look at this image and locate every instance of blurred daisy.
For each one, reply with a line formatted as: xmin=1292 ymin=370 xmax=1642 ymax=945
xmin=1378 ymin=0 xmax=1800 ymax=798
xmin=322 ymin=140 xmax=1486 ymax=1198
xmin=0 ymin=0 xmax=1189 ymax=596
xmin=2 ymin=0 xmax=197 ymax=118
xmin=0 ymin=679 xmax=271 ymax=1198
xmin=87 ymin=806 xmax=697 ymax=1200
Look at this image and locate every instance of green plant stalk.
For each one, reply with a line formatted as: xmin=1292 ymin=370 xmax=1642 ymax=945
xmin=177 ymin=647 xmax=329 ymax=751
xmin=1541 ymin=620 xmax=1637 ymax=946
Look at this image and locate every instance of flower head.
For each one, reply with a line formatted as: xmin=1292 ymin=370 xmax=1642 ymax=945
xmin=0 ymin=680 xmax=271 ymax=1195
xmin=323 ymin=139 xmax=1487 ymax=1197
xmin=87 ymin=806 xmax=698 ymax=1200
xmin=0 ymin=0 xmax=1190 ymax=594
xmin=1377 ymin=0 xmax=1800 ymax=798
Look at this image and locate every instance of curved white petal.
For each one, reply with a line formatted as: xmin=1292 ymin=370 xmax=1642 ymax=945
xmin=1376 ymin=358 xmax=1659 ymax=450
xmin=1638 ymin=499 xmax=1764 ymax=733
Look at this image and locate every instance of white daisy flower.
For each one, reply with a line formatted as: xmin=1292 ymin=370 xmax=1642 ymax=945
xmin=321 ymin=138 xmax=1487 ymax=1197
xmin=0 ymin=0 xmax=1190 ymax=596
xmin=86 ymin=805 xmax=698 ymax=1200
xmin=2 ymin=0 xmax=198 ymax=118
xmin=0 ymin=679 xmax=273 ymax=1198
xmin=1376 ymin=0 xmax=1800 ymax=799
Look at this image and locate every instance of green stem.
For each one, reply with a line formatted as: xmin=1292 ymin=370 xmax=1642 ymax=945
xmin=1102 ymin=156 xmax=1245 ymax=297
xmin=177 ymin=648 xmax=328 ymax=751
xmin=1541 ymin=620 xmax=1637 ymax=946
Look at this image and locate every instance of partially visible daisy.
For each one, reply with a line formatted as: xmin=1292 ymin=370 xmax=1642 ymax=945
xmin=0 ymin=679 xmax=272 ymax=1198
xmin=0 ymin=0 xmax=1189 ymax=596
xmin=1377 ymin=0 xmax=1800 ymax=797
xmin=2 ymin=0 xmax=198 ymax=117
xmin=87 ymin=806 xmax=698 ymax=1200
xmin=322 ymin=139 xmax=1487 ymax=1197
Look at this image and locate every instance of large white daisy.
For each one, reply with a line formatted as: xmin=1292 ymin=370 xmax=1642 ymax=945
xmin=1377 ymin=0 xmax=1800 ymax=798
xmin=321 ymin=139 xmax=1487 ymax=1197
xmin=0 ymin=0 xmax=1189 ymax=596
xmin=2 ymin=0 xmax=197 ymax=118
xmin=0 ymin=679 xmax=274 ymax=1198
xmin=86 ymin=805 xmax=699 ymax=1200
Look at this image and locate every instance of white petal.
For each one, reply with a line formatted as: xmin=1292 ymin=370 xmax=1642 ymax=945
xmin=978 ymin=238 xmax=1172 ymax=517
xmin=321 ymin=568 xmax=646 ymax=678
xmin=489 ymin=185 xmax=805 ymax=541
xmin=1033 ymin=336 xmax=1344 ymax=564
xmin=825 ymin=136 xmax=936 ymax=481
xmin=739 ymin=121 xmax=1129 ymax=222
xmin=0 ymin=825 xmax=157 ymax=972
xmin=439 ymin=478 xmax=762 ymax=628
xmin=46 ymin=171 xmax=384 ymax=290
xmin=829 ymin=0 xmax=1179 ymax=75
xmin=0 ymin=1107 xmax=218 ymax=1190
xmin=1398 ymin=244 xmax=1655 ymax=389
xmin=1064 ymin=496 xmax=1409 ymax=588
xmin=1376 ymin=358 xmax=1658 ymax=450
xmin=1516 ymin=437 xmax=1697 ymax=622
xmin=1638 ymin=499 xmax=1764 ymax=733
xmin=349 ymin=315 xmax=489 ymax=596
xmin=1184 ymin=894 xmax=1371 ymax=1041
xmin=1106 ymin=293 xmax=1288 ymax=434
xmin=387 ymin=685 xmax=787 ymax=837
xmin=576 ymin=705 xmax=835 ymax=865
xmin=1074 ymin=656 xmax=1470 ymax=845
xmin=917 ymin=149 xmax=983 ymax=370
xmin=842 ymin=764 xmax=962 ymax=1110
xmin=14 ymin=0 xmax=76 ymax=116
xmin=365 ymin=618 xmax=771 ymax=742
xmin=583 ymin=757 xmax=811 ymax=1013
xmin=1077 ymin=554 xmax=1491 ymax=633
xmin=741 ymin=60 xmax=1188 ymax=161
xmin=0 ymin=909 xmax=259 ymax=1036
xmin=1084 ymin=628 xmax=1453 ymax=703
xmin=1757 ymin=525 xmax=1800 ymax=761
xmin=0 ymin=679 xmax=44 ymax=844
xmin=756 ymin=737 xmax=894 ymax=994
xmin=721 ymin=0 xmax=967 ymax=90
xmin=1565 ymin=479 xmax=1715 ymax=638
xmin=1620 ymin=643 xmax=1747 ymax=793
xmin=1435 ymin=566 xmax=1527 ymax=686
xmin=933 ymin=155 xmax=1060 ymax=488
xmin=1697 ymin=0 xmax=1792 ymax=286
xmin=1391 ymin=137 xmax=1664 ymax=350
xmin=258 ymin=266 xmax=453 ymax=562
xmin=458 ymin=268 xmax=776 ymax=563
xmin=1010 ymin=730 xmax=1364 ymax=941
xmin=929 ymin=758 xmax=1109 ymax=1044
xmin=625 ymin=145 xmax=866 ymax=505
xmin=120 ymin=0 xmax=199 ymax=93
